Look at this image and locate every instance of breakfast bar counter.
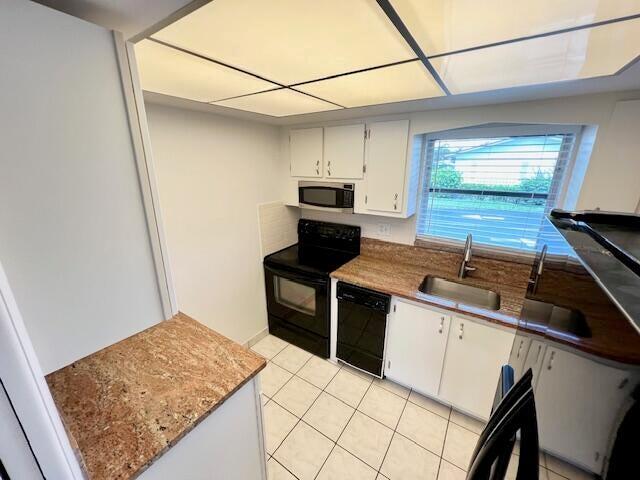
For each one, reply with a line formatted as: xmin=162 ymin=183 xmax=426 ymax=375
xmin=46 ymin=312 xmax=267 ymax=480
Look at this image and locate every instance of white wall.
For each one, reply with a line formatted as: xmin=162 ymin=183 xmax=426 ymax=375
xmin=0 ymin=0 xmax=164 ymax=374
xmin=145 ymin=103 xmax=284 ymax=344
xmin=293 ymin=90 xmax=640 ymax=244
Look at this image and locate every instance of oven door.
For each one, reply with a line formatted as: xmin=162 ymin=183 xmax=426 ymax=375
xmin=264 ymin=265 xmax=329 ymax=338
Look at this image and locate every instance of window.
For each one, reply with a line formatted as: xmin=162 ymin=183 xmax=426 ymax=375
xmin=417 ymin=126 xmax=579 ymax=255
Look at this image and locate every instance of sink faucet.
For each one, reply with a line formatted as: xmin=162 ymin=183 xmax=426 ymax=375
xmin=528 ymin=244 xmax=548 ymax=294
xmin=458 ymin=234 xmax=477 ymax=279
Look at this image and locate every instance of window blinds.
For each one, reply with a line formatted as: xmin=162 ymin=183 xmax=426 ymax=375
xmin=417 ymin=133 xmax=576 ymax=254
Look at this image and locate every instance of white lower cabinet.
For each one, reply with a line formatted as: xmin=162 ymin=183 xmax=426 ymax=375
xmin=439 ymin=317 xmax=515 ymax=419
xmin=384 ymin=298 xmax=514 ymax=420
xmin=385 ymin=299 xmax=450 ymax=397
xmin=534 ymin=347 xmax=634 ymax=473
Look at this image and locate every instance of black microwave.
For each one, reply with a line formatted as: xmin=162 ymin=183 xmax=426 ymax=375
xmin=299 ymin=181 xmax=354 ymax=213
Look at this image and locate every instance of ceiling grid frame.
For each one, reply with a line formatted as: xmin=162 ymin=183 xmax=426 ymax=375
xmin=133 ymin=0 xmax=640 ymax=117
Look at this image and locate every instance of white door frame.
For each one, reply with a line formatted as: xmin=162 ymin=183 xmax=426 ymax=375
xmin=0 ymin=260 xmax=84 ymax=479
xmin=114 ymin=31 xmax=178 ymax=318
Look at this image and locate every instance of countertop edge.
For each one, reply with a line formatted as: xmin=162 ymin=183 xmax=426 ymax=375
xmin=331 ymin=261 xmax=640 ymax=366
xmin=128 ymin=359 xmax=266 ymax=480
xmin=330 ymin=270 xmax=519 ymax=329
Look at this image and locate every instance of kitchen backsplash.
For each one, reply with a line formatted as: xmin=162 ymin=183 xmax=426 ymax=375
xmin=258 ymin=201 xmax=300 ymax=257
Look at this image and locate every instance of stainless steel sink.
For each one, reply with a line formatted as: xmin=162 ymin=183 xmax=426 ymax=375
xmin=418 ymin=276 xmax=501 ymax=311
xmin=521 ymin=298 xmax=591 ymax=338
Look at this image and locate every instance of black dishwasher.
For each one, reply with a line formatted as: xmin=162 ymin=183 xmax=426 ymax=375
xmin=336 ymin=282 xmax=390 ymax=377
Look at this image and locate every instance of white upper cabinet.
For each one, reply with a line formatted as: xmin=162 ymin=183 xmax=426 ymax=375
xmin=439 ymin=317 xmax=515 ymax=419
xmin=324 ymin=124 xmax=365 ymax=179
xmin=385 ymin=299 xmax=451 ymax=397
xmin=290 ymin=128 xmax=323 ymax=177
xmin=364 ymin=120 xmax=409 ymax=213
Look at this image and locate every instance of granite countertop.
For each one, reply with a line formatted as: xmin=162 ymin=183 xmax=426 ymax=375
xmin=331 ymin=238 xmax=640 ymax=365
xmin=331 ymin=238 xmax=530 ymax=328
xmin=46 ymin=312 xmax=266 ymax=480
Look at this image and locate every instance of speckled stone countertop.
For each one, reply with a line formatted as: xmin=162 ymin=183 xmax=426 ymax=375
xmin=332 ymin=238 xmax=531 ymax=327
xmin=331 ymin=238 xmax=640 ymax=364
xmin=46 ymin=312 xmax=266 ymax=480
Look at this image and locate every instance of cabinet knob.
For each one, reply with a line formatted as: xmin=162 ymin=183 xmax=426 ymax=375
xmin=438 ymin=317 xmax=444 ymax=334
xmin=535 ymin=344 xmax=542 ymax=362
xmin=458 ymin=323 xmax=464 ymax=340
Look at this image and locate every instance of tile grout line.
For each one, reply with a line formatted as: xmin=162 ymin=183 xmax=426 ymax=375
xmin=313 ymin=374 xmax=377 ymax=478
xmin=375 ymin=387 xmax=410 ymax=478
xmin=270 ymin=455 xmax=301 ymax=480
xmin=310 ymin=363 xmax=368 ymax=479
xmin=264 ymin=354 xmax=317 ymax=458
xmin=270 ymin=356 xmax=343 ymax=478
xmin=261 ymin=340 xmax=582 ymax=480
xmin=436 ymin=409 xmax=453 ymax=479
xmin=281 ymin=358 xmax=454 ymax=475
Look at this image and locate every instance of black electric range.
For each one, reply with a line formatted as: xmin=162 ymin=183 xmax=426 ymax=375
xmin=263 ymin=219 xmax=360 ymax=357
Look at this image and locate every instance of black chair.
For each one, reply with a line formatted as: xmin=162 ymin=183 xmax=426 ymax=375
xmin=466 ymin=366 xmax=539 ymax=480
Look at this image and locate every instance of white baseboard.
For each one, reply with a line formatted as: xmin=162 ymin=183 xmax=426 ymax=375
xmin=245 ymin=327 xmax=269 ymax=348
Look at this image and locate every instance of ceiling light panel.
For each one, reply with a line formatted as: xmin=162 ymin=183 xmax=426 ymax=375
xmin=212 ymin=89 xmax=341 ymax=117
xmin=430 ymin=18 xmax=640 ymax=94
xmin=134 ymin=40 xmax=278 ymax=102
xmin=297 ymin=61 xmax=444 ymax=107
xmin=152 ymin=0 xmax=416 ymax=85
xmin=391 ymin=0 xmax=640 ymax=56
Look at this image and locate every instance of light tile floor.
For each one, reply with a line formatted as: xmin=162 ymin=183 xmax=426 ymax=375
xmin=253 ymin=335 xmax=596 ymax=480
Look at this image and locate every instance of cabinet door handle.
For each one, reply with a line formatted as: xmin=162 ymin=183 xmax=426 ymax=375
xmin=328 ymin=170 xmax=331 ymax=176
xmin=438 ymin=317 xmax=444 ymax=334
xmin=535 ymin=344 xmax=542 ymax=362
xmin=547 ymin=351 xmax=555 ymax=370
xmin=458 ymin=323 xmax=464 ymax=340
xmin=316 ymin=160 xmax=320 ymax=166
xmin=316 ymin=168 xmax=319 ymax=175
xmin=516 ymin=339 xmax=524 ymax=359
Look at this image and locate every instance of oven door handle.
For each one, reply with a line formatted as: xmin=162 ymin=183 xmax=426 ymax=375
xmin=264 ymin=265 xmax=327 ymax=287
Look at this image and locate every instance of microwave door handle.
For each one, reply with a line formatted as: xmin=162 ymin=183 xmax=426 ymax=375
xmin=264 ymin=265 xmax=327 ymax=287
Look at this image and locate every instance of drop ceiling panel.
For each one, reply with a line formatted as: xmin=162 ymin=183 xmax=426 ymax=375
xmin=297 ymin=61 xmax=445 ymax=107
xmin=134 ymin=40 xmax=278 ymax=102
xmin=213 ymin=89 xmax=341 ymax=117
xmin=391 ymin=0 xmax=640 ymax=56
xmin=151 ymin=0 xmax=416 ymax=85
xmin=431 ymin=18 xmax=640 ymax=94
